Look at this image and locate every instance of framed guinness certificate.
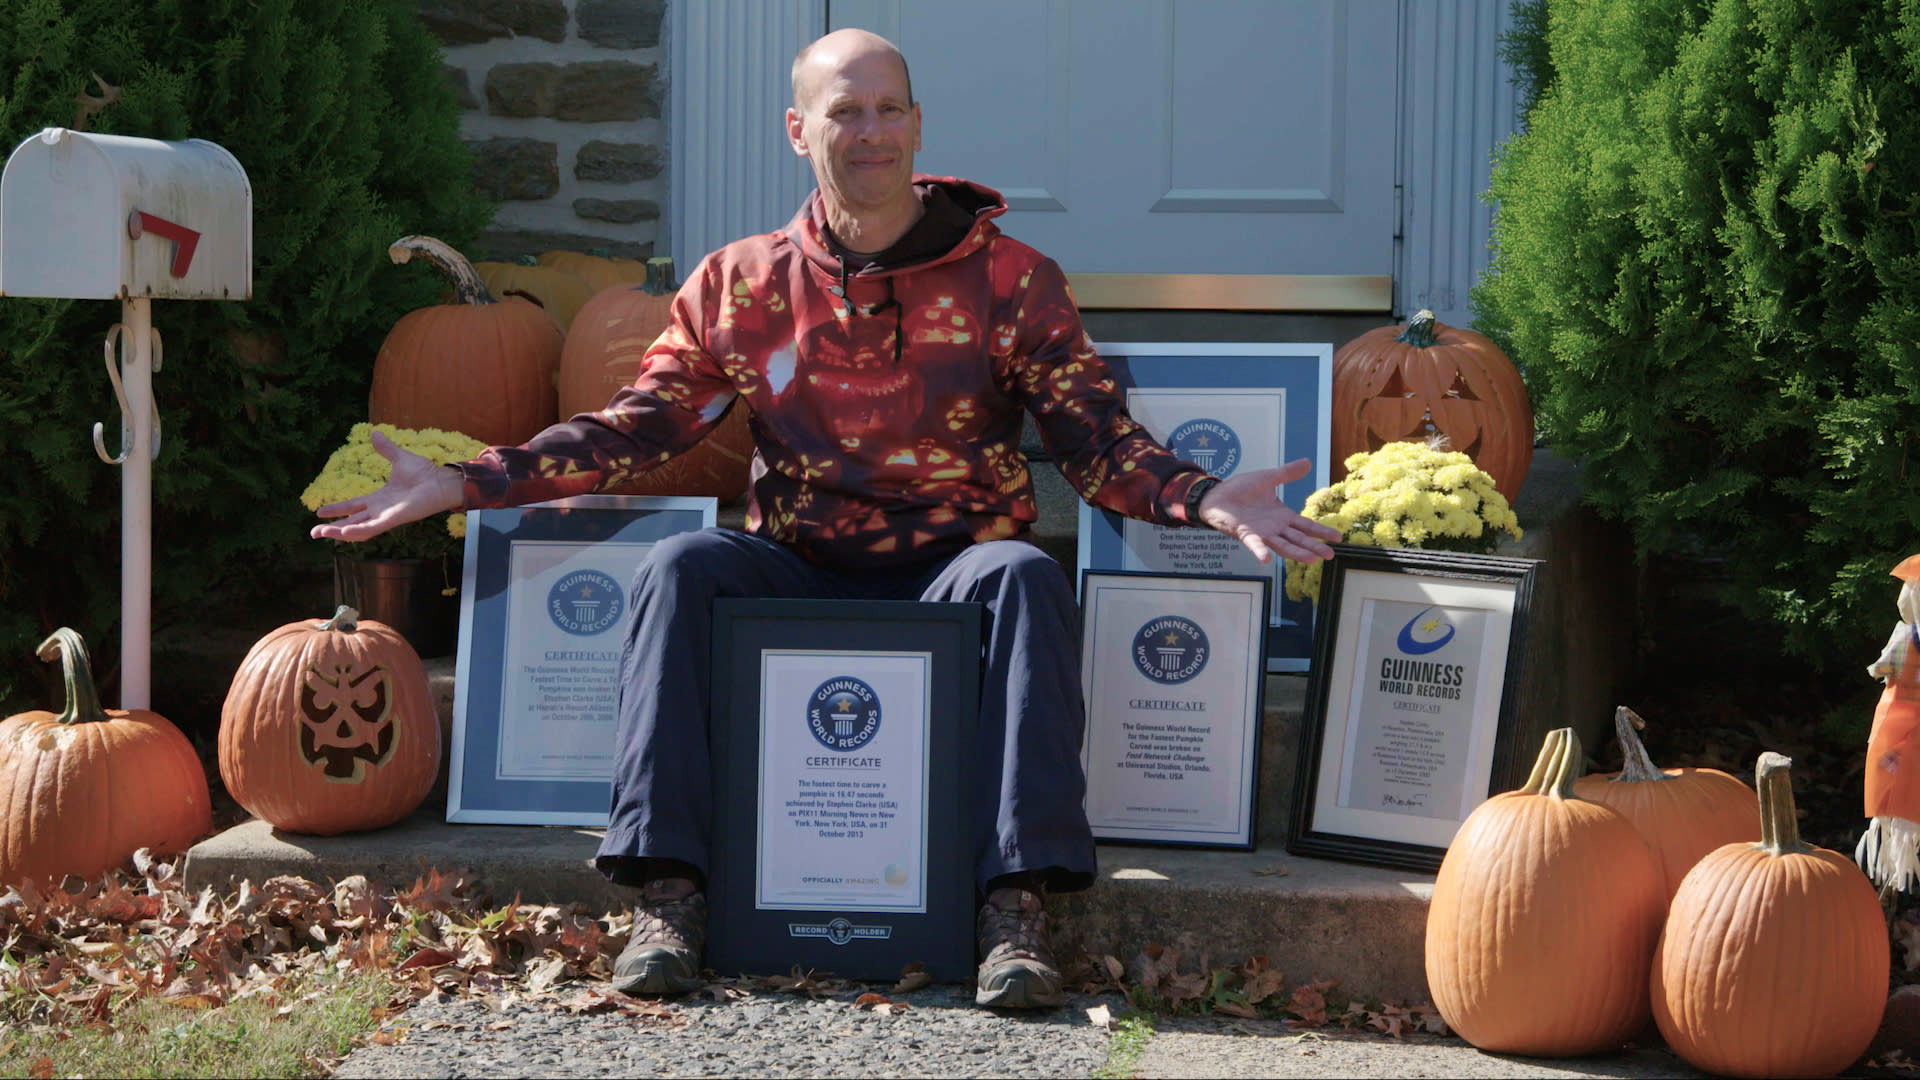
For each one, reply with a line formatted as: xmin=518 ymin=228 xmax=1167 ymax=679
xmin=707 ymin=599 xmax=982 ymax=983
xmin=1078 ymin=571 xmax=1269 ymax=849
xmin=446 ymin=495 xmax=717 ymax=825
xmin=1075 ymin=341 xmax=1333 ymax=673
xmin=1287 ymin=545 xmax=1540 ymax=872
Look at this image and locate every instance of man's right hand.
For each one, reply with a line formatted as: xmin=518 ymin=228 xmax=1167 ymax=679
xmin=310 ymin=429 xmax=467 ymax=543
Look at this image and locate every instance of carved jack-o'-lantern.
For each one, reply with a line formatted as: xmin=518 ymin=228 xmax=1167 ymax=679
xmin=1330 ymin=310 xmax=1535 ymax=502
xmin=219 ymin=606 xmax=439 ymax=835
xmin=298 ymin=658 xmax=396 ymax=782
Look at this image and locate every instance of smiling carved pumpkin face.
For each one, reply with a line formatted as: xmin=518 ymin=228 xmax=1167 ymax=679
xmin=1330 ymin=310 xmax=1535 ymax=503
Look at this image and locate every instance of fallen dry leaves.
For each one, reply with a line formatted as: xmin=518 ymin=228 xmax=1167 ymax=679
xmin=0 ymin=849 xmax=681 ymax=1038
xmin=1067 ymin=944 xmax=1448 ymax=1037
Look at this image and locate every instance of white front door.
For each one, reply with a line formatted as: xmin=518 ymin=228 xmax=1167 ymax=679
xmin=828 ymin=0 xmax=1399 ymax=276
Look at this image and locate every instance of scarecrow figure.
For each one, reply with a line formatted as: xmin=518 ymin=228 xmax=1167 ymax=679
xmin=1860 ymin=554 xmax=1920 ymax=891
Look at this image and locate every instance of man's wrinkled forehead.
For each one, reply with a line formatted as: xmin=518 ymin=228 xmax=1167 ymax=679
xmin=790 ymin=32 xmax=914 ymax=112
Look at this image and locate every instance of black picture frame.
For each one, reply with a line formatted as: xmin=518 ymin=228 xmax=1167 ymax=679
xmin=707 ymin=598 xmax=983 ymax=983
xmin=1287 ymin=545 xmax=1539 ymax=873
xmin=1076 ymin=569 xmax=1270 ymax=850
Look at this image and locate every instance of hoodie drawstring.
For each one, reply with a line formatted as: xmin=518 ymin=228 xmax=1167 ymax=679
xmin=832 ymin=258 xmax=905 ymax=369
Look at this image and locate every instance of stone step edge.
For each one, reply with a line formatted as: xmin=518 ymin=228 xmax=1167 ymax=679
xmin=181 ymin=813 xmax=1435 ymax=1003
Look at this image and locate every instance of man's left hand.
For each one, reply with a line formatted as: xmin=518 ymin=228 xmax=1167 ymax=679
xmin=1196 ymin=459 xmax=1343 ymax=565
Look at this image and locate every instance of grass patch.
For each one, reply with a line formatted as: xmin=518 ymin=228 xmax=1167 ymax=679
xmin=1093 ymin=1010 xmax=1154 ymax=1080
xmin=0 ymin=966 xmax=395 ymax=1079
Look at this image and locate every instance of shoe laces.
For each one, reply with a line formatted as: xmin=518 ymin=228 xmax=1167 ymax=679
xmin=977 ymin=887 xmax=1053 ymax=966
xmin=631 ymin=881 xmax=706 ymax=951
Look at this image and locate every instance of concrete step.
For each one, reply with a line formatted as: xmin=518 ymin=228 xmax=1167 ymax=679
xmin=184 ymin=673 xmax=1435 ymax=1003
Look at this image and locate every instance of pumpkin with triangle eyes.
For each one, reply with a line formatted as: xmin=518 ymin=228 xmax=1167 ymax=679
xmin=1330 ymin=310 xmax=1534 ymax=503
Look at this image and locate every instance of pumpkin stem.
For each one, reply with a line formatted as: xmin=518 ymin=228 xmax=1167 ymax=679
xmin=389 ymin=236 xmax=494 ymax=306
xmin=1610 ymin=705 xmax=1669 ymax=783
xmin=33 ymin=628 xmax=112 ymax=725
xmin=1753 ymin=751 xmax=1812 ymax=855
xmin=1394 ymin=309 xmax=1439 ymax=348
xmin=644 ymin=256 xmax=677 ymax=296
xmin=319 ymin=605 xmax=361 ymax=633
xmin=1517 ymin=726 xmax=1585 ymax=798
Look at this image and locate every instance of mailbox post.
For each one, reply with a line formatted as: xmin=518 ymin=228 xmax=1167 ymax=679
xmin=0 ymin=127 xmax=252 ymax=710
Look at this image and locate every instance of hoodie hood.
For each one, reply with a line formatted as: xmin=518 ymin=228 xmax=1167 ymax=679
xmin=786 ymin=174 xmax=1007 ymax=279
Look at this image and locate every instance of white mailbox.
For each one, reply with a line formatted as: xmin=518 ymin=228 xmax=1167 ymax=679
xmin=0 ymin=127 xmax=254 ymax=714
xmin=0 ymin=127 xmax=251 ymax=300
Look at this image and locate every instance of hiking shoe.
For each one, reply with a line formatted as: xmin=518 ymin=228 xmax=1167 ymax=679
xmin=612 ymin=878 xmax=706 ymax=996
xmin=974 ymin=886 xmax=1066 ymax=1009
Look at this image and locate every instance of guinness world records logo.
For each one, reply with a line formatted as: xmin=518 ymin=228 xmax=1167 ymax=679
xmin=1133 ymin=616 xmax=1210 ymax=684
xmin=548 ymin=570 xmax=625 ymax=636
xmin=808 ymin=676 xmax=882 ymax=751
xmin=1168 ymin=418 xmax=1241 ymax=477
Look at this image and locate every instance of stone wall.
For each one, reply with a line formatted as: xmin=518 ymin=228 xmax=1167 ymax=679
xmin=421 ymin=0 xmax=667 ymax=261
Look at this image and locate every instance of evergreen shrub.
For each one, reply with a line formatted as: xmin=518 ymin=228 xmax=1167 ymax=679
xmin=1476 ymin=0 xmax=1920 ymax=676
xmin=0 ymin=0 xmax=493 ymax=712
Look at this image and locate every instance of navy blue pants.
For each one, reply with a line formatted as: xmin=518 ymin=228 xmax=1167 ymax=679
xmin=594 ymin=528 xmax=1097 ymax=894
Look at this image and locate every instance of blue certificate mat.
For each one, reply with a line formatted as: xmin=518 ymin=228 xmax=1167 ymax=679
xmin=447 ymin=495 xmax=716 ymax=824
xmin=1076 ymin=342 xmax=1333 ymax=672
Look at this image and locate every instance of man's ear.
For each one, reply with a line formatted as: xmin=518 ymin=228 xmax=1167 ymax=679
xmin=912 ymin=102 xmax=923 ymax=152
xmin=786 ymin=107 xmax=809 ymax=157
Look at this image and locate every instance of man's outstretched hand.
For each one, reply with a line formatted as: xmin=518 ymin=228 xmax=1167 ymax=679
xmin=310 ymin=429 xmax=467 ymax=544
xmin=1195 ymin=459 xmax=1342 ymax=565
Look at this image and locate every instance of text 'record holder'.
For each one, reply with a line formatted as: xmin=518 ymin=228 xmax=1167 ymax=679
xmin=1078 ymin=570 xmax=1269 ymax=849
xmin=707 ymin=599 xmax=982 ymax=982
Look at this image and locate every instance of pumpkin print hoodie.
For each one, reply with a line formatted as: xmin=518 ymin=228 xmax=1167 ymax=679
xmin=458 ymin=176 xmax=1211 ymax=570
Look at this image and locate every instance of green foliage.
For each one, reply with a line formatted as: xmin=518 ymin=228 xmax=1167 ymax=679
xmin=0 ymin=0 xmax=492 ymax=711
xmin=1475 ymin=0 xmax=1920 ymax=669
xmin=1500 ymin=0 xmax=1557 ymax=119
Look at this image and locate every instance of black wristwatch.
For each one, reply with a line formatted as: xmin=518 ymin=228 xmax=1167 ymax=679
xmin=1183 ymin=475 xmax=1222 ymax=522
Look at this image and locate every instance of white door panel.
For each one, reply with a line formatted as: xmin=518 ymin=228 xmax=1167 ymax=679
xmin=829 ymin=0 xmax=1397 ymax=275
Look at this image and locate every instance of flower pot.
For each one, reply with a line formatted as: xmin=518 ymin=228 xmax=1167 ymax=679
xmin=332 ymin=556 xmax=459 ymax=658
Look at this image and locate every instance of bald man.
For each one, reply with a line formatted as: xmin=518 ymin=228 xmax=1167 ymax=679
xmin=314 ymin=29 xmax=1338 ymax=1009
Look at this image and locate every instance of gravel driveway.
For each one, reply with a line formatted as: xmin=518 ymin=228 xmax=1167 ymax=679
xmin=329 ymin=984 xmax=1114 ymax=1079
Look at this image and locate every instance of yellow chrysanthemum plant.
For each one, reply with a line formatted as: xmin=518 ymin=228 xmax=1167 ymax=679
xmin=1283 ymin=438 xmax=1524 ymax=605
xmin=300 ymin=422 xmax=486 ymax=564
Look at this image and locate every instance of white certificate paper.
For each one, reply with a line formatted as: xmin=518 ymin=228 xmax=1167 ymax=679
xmin=1336 ymin=598 xmax=1491 ymax=819
xmin=1118 ymin=389 xmax=1287 ymax=624
xmin=495 ymin=540 xmax=654 ymax=782
xmin=756 ymin=651 xmax=931 ymax=913
xmin=1079 ymin=575 xmax=1264 ymax=845
xmin=1310 ymin=571 xmax=1514 ymax=849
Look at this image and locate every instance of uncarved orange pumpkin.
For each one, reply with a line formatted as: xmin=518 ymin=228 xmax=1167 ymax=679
xmin=1331 ymin=310 xmax=1534 ymax=502
xmin=539 ymin=248 xmax=650 ymax=293
xmin=218 ymin=606 xmax=439 ymax=836
xmin=370 ymin=235 xmax=563 ymax=448
xmin=557 ymin=257 xmax=754 ymax=503
xmin=473 ymin=255 xmax=594 ymax=332
xmin=1652 ymin=752 xmax=1889 ymax=1078
xmin=0 ymin=629 xmax=210 ymax=889
xmin=1573 ymin=706 xmax=1759 ymax=900
xmin=1425 ymin=727 xmax=1667 ymax=1056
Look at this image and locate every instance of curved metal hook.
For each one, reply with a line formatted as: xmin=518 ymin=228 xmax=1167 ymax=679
xmin=93 ymin=324 xmax=130 ymax=465
xmin=91 ymin=324 xmax=163 ymax=465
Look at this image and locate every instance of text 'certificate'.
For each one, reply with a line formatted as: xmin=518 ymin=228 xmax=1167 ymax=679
xmin=1080 ymin=574 xmax=1265 ymax=846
